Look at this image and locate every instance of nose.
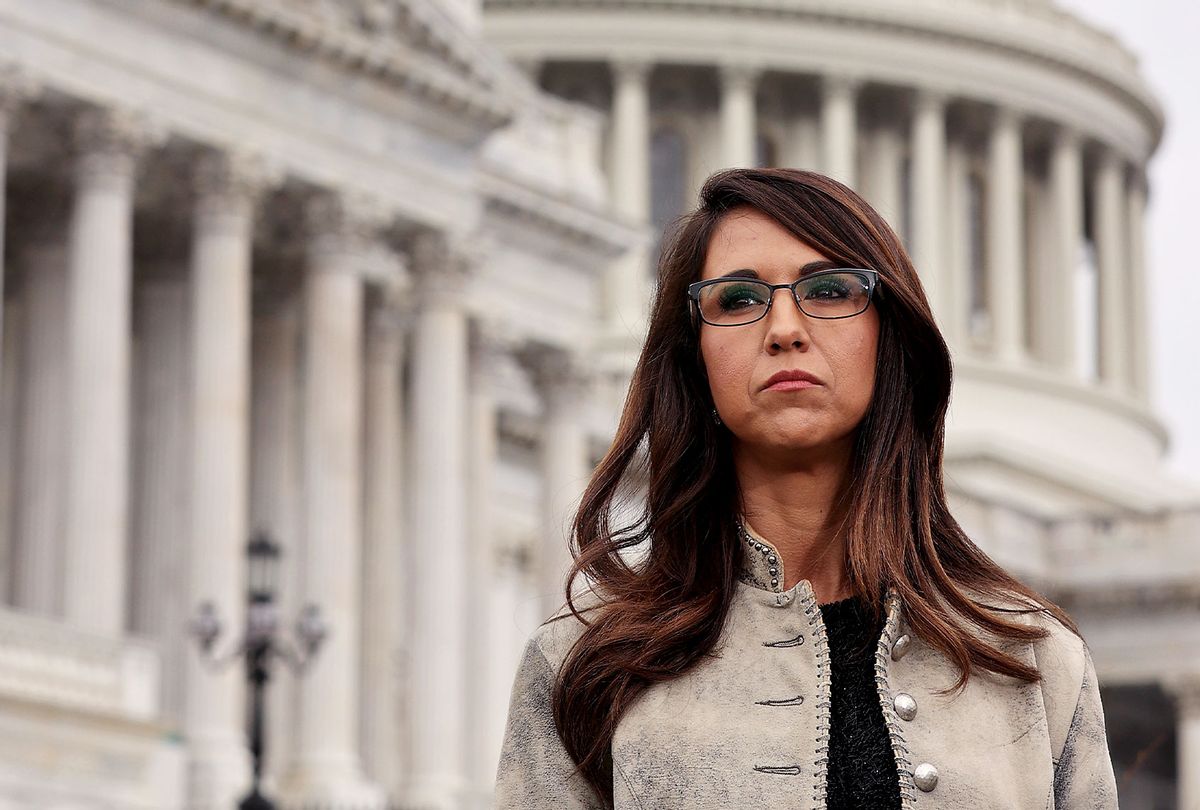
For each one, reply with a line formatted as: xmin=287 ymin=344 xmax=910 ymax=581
xmin=762 ymin=286 xmax=812 ymax=352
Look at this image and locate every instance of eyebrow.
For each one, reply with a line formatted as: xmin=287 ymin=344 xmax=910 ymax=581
xmin=722 ymin=260 xmax=840 ymax=280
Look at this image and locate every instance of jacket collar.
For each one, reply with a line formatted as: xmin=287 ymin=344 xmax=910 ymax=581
xmin=736 ymin=516 xmax=787 ymax=593
xmin=735 ymin=515 xmax=903 ymax=620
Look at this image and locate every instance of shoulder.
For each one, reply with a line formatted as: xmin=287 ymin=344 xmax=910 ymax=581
xmin=526 ymin=586 xmax=611 ymax=675
xmin=960 ymin=584 xmax=1091 ymax=760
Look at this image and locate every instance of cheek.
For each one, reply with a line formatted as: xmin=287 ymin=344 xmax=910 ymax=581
xmin=836 ymin=324 xmax=880 ymax=404
xmin=701 ymin=332 xmax=752 ymax=401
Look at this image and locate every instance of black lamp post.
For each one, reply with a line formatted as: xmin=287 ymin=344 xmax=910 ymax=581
xmin=190 ymin=530 xmax=327 ymax=810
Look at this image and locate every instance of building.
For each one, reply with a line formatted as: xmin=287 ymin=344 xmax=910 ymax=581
xmin=0 ymin=0 xmax=1195 ymax=808
xmin=0 ymin=0 xmax=635 ymax=807
xmin=482 ymin=0 xmax=1200 ymax=806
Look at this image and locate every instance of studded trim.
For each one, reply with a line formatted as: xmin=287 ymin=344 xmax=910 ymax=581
xmin=735 ymin=518 xmax=784 ymax=593
xmin=875 ymin=588 xmax=918 ymax=808
xmin=798 ymin=580 xmax=833 ymax=807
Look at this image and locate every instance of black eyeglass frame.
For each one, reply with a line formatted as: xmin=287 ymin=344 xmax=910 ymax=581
xmin=686 ymin=268 xmax=881 ymax=327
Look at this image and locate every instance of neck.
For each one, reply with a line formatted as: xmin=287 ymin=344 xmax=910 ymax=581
xmin=734 ymin=440 xmax=854 ymax=604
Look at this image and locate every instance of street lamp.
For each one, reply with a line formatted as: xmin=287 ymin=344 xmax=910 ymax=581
xmin=189 ymin=530 xmax=327 ymax=810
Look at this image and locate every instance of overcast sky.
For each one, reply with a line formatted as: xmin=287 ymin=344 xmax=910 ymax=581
xmin=1054 ymin=0 xmax=1200 ymax=487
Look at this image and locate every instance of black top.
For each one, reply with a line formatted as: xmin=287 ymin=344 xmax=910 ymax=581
xmin=819 ymin=596 xmax=903 ymax=810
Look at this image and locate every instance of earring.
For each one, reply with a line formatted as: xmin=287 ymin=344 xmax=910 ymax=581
xmin=711 ymin=408 xmax=722 ymax=426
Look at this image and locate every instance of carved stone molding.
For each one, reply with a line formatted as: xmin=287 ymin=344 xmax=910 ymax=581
xmin=72 ymin=108 xmax=165 ymax=190
xmin=0 ymin=61 xmax=41 ymax=118
xmin=366 ymin=266 xmax=414 ymax=344
xmin=611 ymin=57 xmax=654 ymax=85
xmin=193 ymin=151 xmax=283 ymax=232
xmin=176 ymin=0 xmax=512 ymax=130
xmin=407 ymin=230 xmax=473 ymax=306
xmin=305 ymin=190 xmax=391 ymax=265
xmin=718 ymin=62 xmax=763 ymax=92
xmin=469 ymin=314 xmax=520 ymax=386
xmin=516 ymin=340 xmax=591 ymax=410
xmin=195 ymin=151 xmax=282 ymax=206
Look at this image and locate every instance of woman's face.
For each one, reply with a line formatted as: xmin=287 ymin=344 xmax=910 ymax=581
xmin=698 ymin=206 xmax=880 ymax=463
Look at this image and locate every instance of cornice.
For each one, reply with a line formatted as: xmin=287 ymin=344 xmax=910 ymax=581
xmin=481 ymin=0 xmax=1163 ymax=151
xmin=477 ymin=169 xmax=644 ymax=261
xmin=176 ymin=0 xmax=514 ymax=130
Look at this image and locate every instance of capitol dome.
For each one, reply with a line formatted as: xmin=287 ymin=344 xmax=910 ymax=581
xmin=483 ymin=1 xmax=1199 ymax=806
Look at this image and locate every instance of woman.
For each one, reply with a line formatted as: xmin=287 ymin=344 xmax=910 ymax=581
xmin=494 ymin=168 xmax=1118 ymax=809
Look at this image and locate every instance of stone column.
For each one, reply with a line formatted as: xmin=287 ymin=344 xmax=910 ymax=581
xmin=1166 ymin=676 xmax=1200 ymax=810
xmin=0 ymin=295 xmax=21 ymax=604
xmin=911 ymin=91 xmax=947 ymax=325
xmin=519 ymin=344 xmax=592 ymax=620
xmin=1049 ymin=127 xmax=1084 ymax=378
xmin=360 ymin=275 xmax=410 ymax=797
xmin=13 ymin=240 xmax=68 ymax=617
xmin=62 ymin=109 xmax=153 ymax=634
xmin=820 ymin=75 xmax=858 ymax=186
xmin=719 ymin=64 xmax=760 ymax=169
xmin=607 ymin=59 xmax=653 ymax=343
xmin=942 ymin=139 xmax=970 ymax=348
xmin=465 ymin=316 xmax=515 ymax=799
xmin=185 ymin=152 xmax=269 ymax=809
xmin=130 ymin=268 xmax=190 ymax=727
xmin=0 ymin=294 xmax=21 ymax=603
xmin=284 ymin=194 xmax=384 ymax=807
xmin=862 ymin=124 xmax=902 ymax=232
xmin=402 ymin=232 xmax=472 ymax=809
xmin=986 ymin=107 xmax=1026 ymax=364
xmin=1126 ymin=171 xmax=1150 ymax=404
xmin=250 ymin=290 xmax=303 ymax=784
xmin=1093 ymin=148 xmax=1130 ymax=392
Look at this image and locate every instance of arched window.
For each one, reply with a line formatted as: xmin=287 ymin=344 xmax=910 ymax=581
xmin=651 ymin=126 xmax=688 ymax=257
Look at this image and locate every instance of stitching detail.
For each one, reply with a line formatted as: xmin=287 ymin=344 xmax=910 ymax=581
xmin=875 ymin=587 xmax=918 ymax=808
xmin=754 ymin=694 xmax=805 ymax=706
xmin=800 ymin=582 xmax=833 ymax=807
xmin=763 ymin=632 xmax=806 ymax=648
xmin=753 ymin=764 xmax=803 ymax=775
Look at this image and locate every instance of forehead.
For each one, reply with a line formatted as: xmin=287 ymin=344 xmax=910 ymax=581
xmin=701 ymin=207 xmax=829 ymax=281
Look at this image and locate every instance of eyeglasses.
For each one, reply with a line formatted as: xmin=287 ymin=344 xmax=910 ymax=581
xmin=686 ymin=268 xmax=880 ymax=327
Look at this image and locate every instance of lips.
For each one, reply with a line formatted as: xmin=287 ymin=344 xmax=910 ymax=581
xmin=762 ymin=369 xmax=823 ymax=391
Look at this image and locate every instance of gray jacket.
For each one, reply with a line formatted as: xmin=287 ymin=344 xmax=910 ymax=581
xmin=494 ymin=532 xmax=1119 ymax=809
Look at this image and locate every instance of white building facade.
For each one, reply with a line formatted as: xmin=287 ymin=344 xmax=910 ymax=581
xmin=0 ymin=0 xmax=636 ymax=808
xmin=482 ymin=1 xmax=1200 ymax=807
xmin=0 ymin=0 xmax=1195 ymax=808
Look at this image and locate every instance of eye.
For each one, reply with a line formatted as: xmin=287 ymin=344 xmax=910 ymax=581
xmin=802 ymin=278 xmax=853 ymax=300
xmin=717 ymin=282 xmax=768 ymax=312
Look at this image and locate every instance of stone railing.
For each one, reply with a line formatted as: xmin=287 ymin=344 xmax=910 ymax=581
xmin=0 ymin=607 xmax=160 ymax=721
xmin=1050 ymin=507 xmax=1200 ymax=609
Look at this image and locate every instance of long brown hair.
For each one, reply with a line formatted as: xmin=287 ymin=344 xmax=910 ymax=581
xmin=552 ymin=167 xmax=1077 ymax=804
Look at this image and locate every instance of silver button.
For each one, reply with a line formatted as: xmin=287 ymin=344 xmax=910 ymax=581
xmin=913 ymin=762 xmax=938 ymax=792
xmin=893 ymin=692 xmax=917 ymax=721
xmin=890 ymin=633 xmax=911 ymax=661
